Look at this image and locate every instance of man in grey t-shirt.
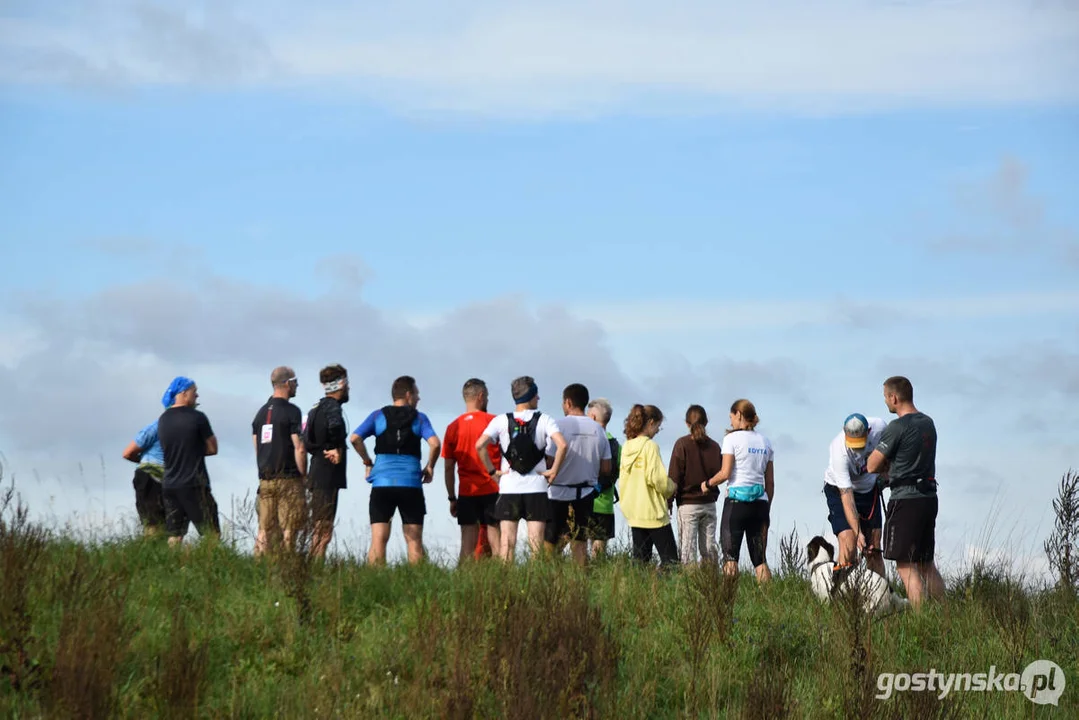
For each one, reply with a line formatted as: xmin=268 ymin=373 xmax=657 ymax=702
xmin=866 ymin=375 xmax=944 ymax=611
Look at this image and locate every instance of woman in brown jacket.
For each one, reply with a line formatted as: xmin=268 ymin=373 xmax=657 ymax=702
xmin=668 ymin=405 xmax=723 ymax=565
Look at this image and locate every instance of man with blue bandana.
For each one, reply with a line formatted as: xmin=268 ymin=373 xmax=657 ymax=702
xmin=349 ymin=375 xmax=441 ymax=566
xmin=157 ymin=376 xmax=220 ymax=546
xmin=121 ymin=418 xmax=167 ymax=536
xmin=822 ymin=412 xmax=887 ymax=576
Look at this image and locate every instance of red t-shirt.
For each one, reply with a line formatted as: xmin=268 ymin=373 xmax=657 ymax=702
xmin=442 ymin=411 xmax=501 ymax=497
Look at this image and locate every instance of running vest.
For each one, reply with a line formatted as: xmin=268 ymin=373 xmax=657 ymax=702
xmin=374 ymin=405 xmax=421 ymax=457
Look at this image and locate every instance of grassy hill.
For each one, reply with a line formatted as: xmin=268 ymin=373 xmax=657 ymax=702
xmin=2 ymin=483 xmax=1077 ymax=719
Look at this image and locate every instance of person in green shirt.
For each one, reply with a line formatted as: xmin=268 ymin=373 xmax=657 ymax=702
xmin=587 ymin=398 xmax=621 ymax=557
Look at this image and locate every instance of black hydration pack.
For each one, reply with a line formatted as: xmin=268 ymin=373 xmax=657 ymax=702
xmin=503 ymin=412 xmax=546 ymax=474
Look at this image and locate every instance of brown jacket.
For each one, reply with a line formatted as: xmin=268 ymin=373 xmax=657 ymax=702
xmin=668 ymin=435 xmax=723 ymax=505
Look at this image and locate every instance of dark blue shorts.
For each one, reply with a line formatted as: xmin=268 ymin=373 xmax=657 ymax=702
xmin=824 ymin=483 xmax=882 ymax=536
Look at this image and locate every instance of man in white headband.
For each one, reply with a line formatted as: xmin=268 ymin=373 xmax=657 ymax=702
xmin=303 ymin=364 xmax=350 ymax=558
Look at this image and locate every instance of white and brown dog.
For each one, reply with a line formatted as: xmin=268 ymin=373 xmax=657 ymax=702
xmin=806 ymin=536 xmax=910 ymax=617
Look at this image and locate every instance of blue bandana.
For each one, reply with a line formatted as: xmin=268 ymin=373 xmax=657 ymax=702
xmin=513 ymin=382 xmax=538 ymax=405
xmin=162 ymin=376 xmax=195 ymax=408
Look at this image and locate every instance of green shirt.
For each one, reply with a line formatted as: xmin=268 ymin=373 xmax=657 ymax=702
xmin=593 ymin=432 xmax=621 ymax=515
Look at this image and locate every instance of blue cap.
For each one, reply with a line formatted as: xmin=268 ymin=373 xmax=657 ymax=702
xmin=843 ymin=413 xmax=869 ymax=449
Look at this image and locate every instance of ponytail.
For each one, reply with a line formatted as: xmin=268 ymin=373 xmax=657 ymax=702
xmin=624 ymin=403 xmax=664 ymax=440
xmin=686 ymin=404 xmax=708 ymax=444
xmin=729 ymin=398 xmax=760 ymax=431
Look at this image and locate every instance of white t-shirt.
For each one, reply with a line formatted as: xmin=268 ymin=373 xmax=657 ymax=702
xmin=482 ymin=410 xmax=563 ymax=495
xmin=545 ymin=414 xmax=612 ymax=501
xmin=721 ymin=430 xmax=774 ymax=502
xmin=823 ymin=416 xmax=886 ymax=493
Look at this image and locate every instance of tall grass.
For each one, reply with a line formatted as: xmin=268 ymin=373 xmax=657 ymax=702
xmin=1 ymin=473 xmax=1077 ymax=718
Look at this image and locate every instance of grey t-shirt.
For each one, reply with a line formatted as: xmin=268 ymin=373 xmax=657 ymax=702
xmin=876 ymin=412 xmax=937 ymax=500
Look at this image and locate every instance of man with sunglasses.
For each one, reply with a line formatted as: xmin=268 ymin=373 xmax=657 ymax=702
xmin=252 ymin=366 xmax=307 ymax=555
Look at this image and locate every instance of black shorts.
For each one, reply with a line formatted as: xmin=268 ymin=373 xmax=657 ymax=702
xmin=883 ymin=496 xmax=937 ymax=563
xmin=824 ymin=483 xmax=883 ymax=536
xmin=162 ymin=485 xmax=220 ymax=538
xmin=133 ymin=468 xmax=165 ymax=529
xmin=494 ymin=492 xmax=550 ymax=523
xmin=720 ymin=497 xmax=769 ymax=567
xmin=309 ymin=486 xmax=340 ymax=525
xmin=590 ymin=511 xmax=615 ymax=542
xmin=370 ymin=486 xmax=426 ymax=526
xmin=545 ymin=494 xmax=595 ymax=544
xmin=456 ymin=493 xmax=499 ymax=527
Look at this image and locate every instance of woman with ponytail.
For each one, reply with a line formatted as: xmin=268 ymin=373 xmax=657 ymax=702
xmin=619 ymin=404 xmax=679 ymax=568
xmin=701 ymin=399 xmax=774 ymax=583
xmin=669 ymin=405 xmax=722 ymax=564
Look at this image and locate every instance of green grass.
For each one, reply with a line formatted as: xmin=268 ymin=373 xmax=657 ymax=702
xmin=2 ymin=489 xmax=1077 ymax=718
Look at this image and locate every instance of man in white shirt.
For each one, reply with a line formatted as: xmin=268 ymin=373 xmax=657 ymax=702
xmin=823 ymin=413 xmax=887 ymax=576
xmin=543 ymin=383 xmax=612 ymax=566
xmin=475 ymin=376 xmax=568 ymax=562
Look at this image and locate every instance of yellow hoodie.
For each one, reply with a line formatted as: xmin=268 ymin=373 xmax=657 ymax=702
xmin=618 ymin=436 xmax=675 ymax=528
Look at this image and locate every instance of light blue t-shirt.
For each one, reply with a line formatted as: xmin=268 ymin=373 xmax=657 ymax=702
xmin=354 ymin=408 xmax=437 ymax=488
xmin=134 ymin=421 xmax=165 ymax=466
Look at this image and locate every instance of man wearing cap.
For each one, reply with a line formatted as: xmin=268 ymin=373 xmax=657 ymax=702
xmin=157 ymin=376 xmax=220 ymax=546
xmin=822 ymin=413 xmax=887 ymax=576
xmin=251 ymin=366 xmax=307 ymax=556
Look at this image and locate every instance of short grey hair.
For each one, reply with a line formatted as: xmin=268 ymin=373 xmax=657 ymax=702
xmin=510 ymin=375 xmax=535 ymax=400
xmin=586 ymin=397 xmax=613 ymax=425
xmin=271 ymin=366 xmax=295 ymax=385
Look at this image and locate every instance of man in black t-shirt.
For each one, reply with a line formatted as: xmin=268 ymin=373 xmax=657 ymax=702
xmin=157 ymin=376 xmax=220 ymax=546
xmin=304 ymin=364 xmax=350 ymax=558
xmin=252 ymin=366 xmax=307 ymax=555
xmin=866 ymin=375 xmax=945 ymax=610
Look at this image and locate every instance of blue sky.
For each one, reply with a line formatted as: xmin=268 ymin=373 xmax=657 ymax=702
xmin=1 ymin=0 xmax=1077 ymax=574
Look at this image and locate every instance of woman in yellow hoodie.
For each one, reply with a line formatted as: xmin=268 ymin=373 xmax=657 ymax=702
xmin=619 ymin=404 xmax=679 ymax=568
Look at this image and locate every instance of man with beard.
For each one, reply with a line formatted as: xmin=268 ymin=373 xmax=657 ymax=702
xmin=303 ymin=364 xmax=350 ymax=559
xmin=252 ymin=366 xmax=307 ymax=555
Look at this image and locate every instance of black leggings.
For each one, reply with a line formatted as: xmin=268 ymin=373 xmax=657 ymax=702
xmin=720 ymin=498 xmax=769 ymax=567
xmin=630 ymin=525 xmax=680 ymax=567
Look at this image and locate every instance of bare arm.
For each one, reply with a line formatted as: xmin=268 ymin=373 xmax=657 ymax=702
xmin=421 ymin=436 xmax=440 ymax=483
xmin=292 ymin=434 xmax=307 ymax=479
xmin=475 ymin=434 xmax=500 ymax=476
xmin=764 ymin=460 xmax=774 ymax=503
xmin=599 ymin=458 xmax=612 ymax=476
xmin=540 ymin=432 xmax=568 ymax=481
xmin=444 ymin=458 xmax=457 ymax=498
xmin=350 ymin=433 xmax=373 ymax=464
xmin=704 ymin=454 xmax=734 ymax=489
xmin=252 ymin=434 xmax=258 ymax=456
xmin=122 ymin=441 xmax=142 ymax=464
xmin=204 ymin=435 xmax=218 ymax=457
xmin=865 ymin=449 xmax=888 ymax=475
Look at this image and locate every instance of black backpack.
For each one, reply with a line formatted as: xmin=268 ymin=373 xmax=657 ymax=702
xmin=503 ymin=412 xmax=547 ymax=474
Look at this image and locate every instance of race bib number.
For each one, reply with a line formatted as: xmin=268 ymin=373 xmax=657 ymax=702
xmin=260 ymin=424 xmax=273 ymax=444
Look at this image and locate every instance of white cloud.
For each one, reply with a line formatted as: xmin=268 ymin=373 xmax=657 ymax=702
xmin=573 ymin=289 xmax=1079 ymax=335
xmin=0 ymin=263 xmax=1076 ymax=574
xmin=2 ymin=1 xmax=1077 ymax=116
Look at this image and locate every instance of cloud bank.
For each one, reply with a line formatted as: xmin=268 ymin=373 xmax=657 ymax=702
xmin=2 ymin=0 xmax=1078 ymax=116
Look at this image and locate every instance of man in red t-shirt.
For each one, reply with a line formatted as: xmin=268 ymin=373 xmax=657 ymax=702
xmin=443 ymin=378 xmax=502 ymax=562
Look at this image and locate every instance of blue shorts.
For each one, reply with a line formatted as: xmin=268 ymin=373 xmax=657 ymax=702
xmin=824 ymin=483 xmax=882 ymax=536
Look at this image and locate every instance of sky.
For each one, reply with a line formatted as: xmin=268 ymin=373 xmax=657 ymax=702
xmin=1 ymin=0 xmax=1077 ymax=576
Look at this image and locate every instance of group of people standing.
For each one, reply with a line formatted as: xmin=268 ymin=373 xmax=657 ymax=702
xmin=119 ymin=367 xmax=943 ymax=607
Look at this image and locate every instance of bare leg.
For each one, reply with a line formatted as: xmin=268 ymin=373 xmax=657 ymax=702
xmin=526 ymin=521 xmax=545 ymax=559
xmin=459 ymin=524 xmax=480 ymax=563
xmin=368 ymin=522 xmax=391 ymax=565
xmin=403 ymin=523 xmax=424 ymax=565
xmin=500 ymin=520 xmax=519 ymax=562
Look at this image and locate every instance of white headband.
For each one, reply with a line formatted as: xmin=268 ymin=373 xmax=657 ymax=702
xmin=323 ymin=377 xmax=348 ymax=393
